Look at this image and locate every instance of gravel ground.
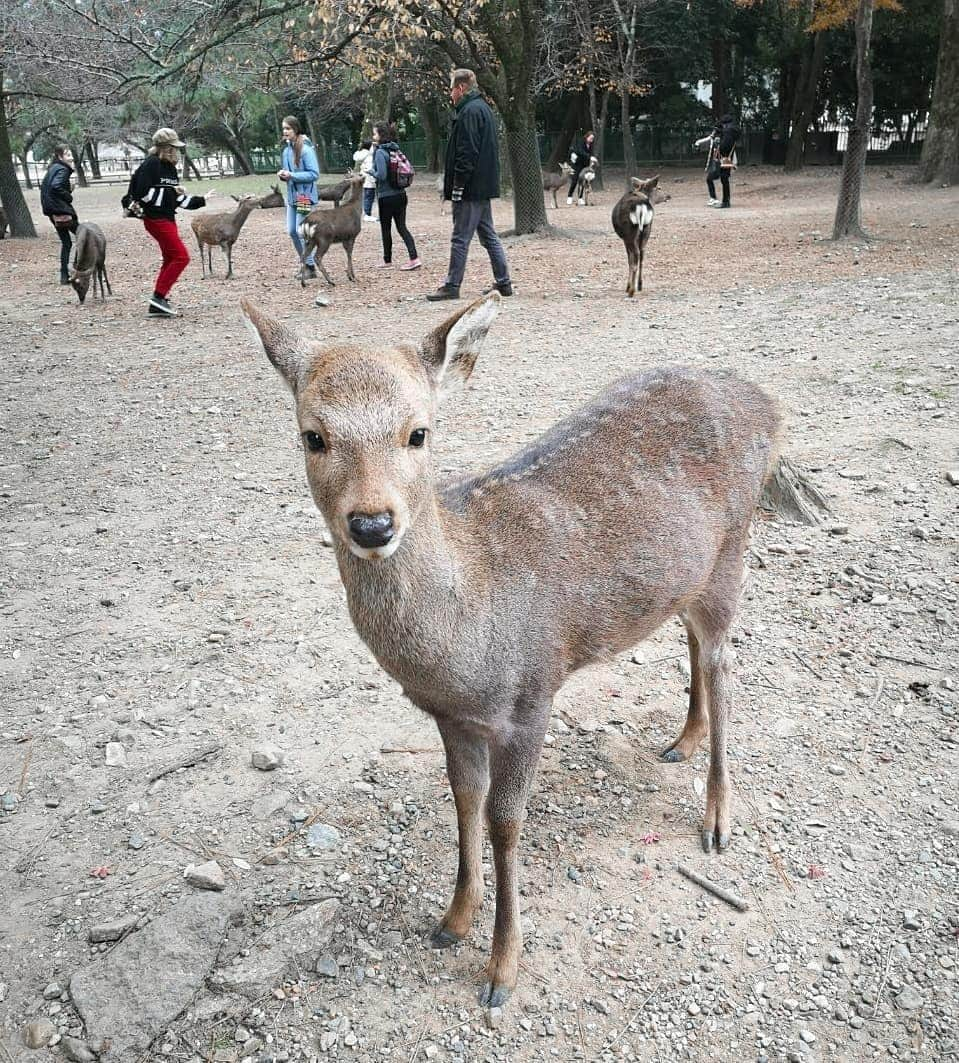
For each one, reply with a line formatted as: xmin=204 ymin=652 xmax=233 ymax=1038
xmin=0 ymin=165 xmax=957 ymax=1063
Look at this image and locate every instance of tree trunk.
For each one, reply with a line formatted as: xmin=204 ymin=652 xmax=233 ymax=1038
xmin=419 ymin=99 xmax=442 ymax=173
xmin=621 ymin=89 xmax=637 ymax=178
xmin=231 ymin=145 xmax=254 ymax=175
xmin=917 ymin=0 xmax=959 ymax=185
xmin=833 ymin=0 xmax=875 ymax=239
xmin=19 ymin=152 xmax=33 ymax=189
xmin=784 ymin=31 xmax=827 ymax=172
xmin=86 ymin=139 xmax=102 ymax=179
xmin=711 ymin=38 xmax=730 ymax=117
xmin=70 ymin=144 xmax=89 ymax=187
xmin=0 ymin=81 xmax=37 ymax=237
xmin=502 ymin=113 xmax=547 ymax=233
xmin=545 ymin=92 xmax=587 ymax=170
xmin=588 ymin=87 xmax=611 ymax=190
xmin=182 ymin=149 xmax=202 ymax=181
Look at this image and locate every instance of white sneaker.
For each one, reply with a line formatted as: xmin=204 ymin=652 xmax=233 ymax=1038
xmin=566 ymin=197 xmax=573 ymax=205
xmin=707 ymin=198 xmax=719 ymax=206
xmin=362 ymin=214 xmax=375 ymax=222
xmin=577 ymin=198 xmax=585 ymax=206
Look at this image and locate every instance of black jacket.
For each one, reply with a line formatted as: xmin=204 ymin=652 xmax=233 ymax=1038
xmin=569 ymin=138 xmax=595 ymax=173
xmin=126 ymin=155 xmax=206 ymax=221
xmin=443 ymin=89 xmax=500 ymax=202
xmin=718 ymin=120 xmax=741 ymax=157
xmin=40 ymin=160 xmax=76 ymax=218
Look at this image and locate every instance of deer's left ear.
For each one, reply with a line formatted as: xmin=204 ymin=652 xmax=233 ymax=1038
xmin=419 ymin=292 xmax=501 ymax=394
xmin=240 ymin=298 xmax=309 ymax=394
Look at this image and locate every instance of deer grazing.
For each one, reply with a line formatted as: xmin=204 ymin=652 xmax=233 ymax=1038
xmin=541 ymin=162 xmax=573 ymax=209
xmin=69 ymin=223 xmax=111 ymax=304
xmin=190 ymin=194 xmax=259 ymax=280
xmin=297 ymin=175 xmax=364 ymax=287
xmin=315 ymin=169 xmax=356 ymax=208
xmin=612 ymin=175 xmax=658 ymax=297
xmin=242 ymin=290 xmax=781 ymax=1009
xmin=575 ymin=157 xmax=599 ymax=205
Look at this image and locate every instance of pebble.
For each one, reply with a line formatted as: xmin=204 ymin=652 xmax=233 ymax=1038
xmin=251 ymin=747 xmax=284 ymax=772
xmin=827 ymin=949 xmax=844 ymax=964
xmin=487 ymin=1006 xmax=504 ymax=1029
xmin=128 ymin=833 xmax=146 ymax=850
xmin=60 ymin=1036 xmax=98 ymax=1062
xmin=896 ymin=986 xmax=923 ymax=1011
xmin=314 ymin=954 xmax=338 ymax=978
xmin=902 ymin=910 xmax=921 ymax=930
xmin=314 ymin=293 xmax=332 ymax=307
xmin=183 ymin=860 xmax=226 ymax=891
xmin=945 ymin=470 xmax=959 ymax=486
xmin=687 ymin=1002 xmax=701 ymax=1016
xmin=104 ymin=741 xmax=128 ymax=767
xmin=88 ymin=917 xmax=137 ymax=943
xmin=305 ymin=823 xmax=342 ymax=851
xmin=2 ymin=792 xmax=19 ymax=812
xmin=799 ymin=1029 xmax=816 ymax=1044
xmin=23 ymin=1018 xmax=55 ymax=1049
xmin=42 ymin=982 xmax=62 ymax=1000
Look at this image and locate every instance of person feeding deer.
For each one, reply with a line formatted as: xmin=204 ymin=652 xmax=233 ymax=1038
xmin=371 ymin=122 xmax=421 ymax=271
xmin=567 ymin=130 xmax=596 ymax=205
xmin=277 ymin=116 xmax=320 ymax=279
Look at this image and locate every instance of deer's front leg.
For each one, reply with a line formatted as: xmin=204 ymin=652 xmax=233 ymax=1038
xmin=481 ymin=716 xmax=548 ymax=1009
xmin=432 ymin=719 xmax=489 ymax=948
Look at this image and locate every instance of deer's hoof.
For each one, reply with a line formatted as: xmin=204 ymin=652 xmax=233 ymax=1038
xmin=701 ymin=828 xmax=731 ymax=853
xmin=429 ymin=925 xmax=463 ymax=950
xmin=479 ymin=980 xmax=512 ymax=1009
xmin=660 ymin=747 xmax=685 ymax=763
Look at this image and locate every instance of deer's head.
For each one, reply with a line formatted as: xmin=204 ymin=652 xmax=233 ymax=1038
xmin=69 ymin=267 xmax=93 ymax=304
xmin=242 ymin=294 xmax=501 ymax=561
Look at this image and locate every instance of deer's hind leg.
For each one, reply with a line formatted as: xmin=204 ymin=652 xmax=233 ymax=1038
xmin=432 ymin=718 xmax=489 ymax=949
xmin=101 ymin=264 xmax=112 ymax=297
xmin=314 ymin=239 xmax=336 ymax=286
xmin=625 ymin=243 xmax=638 ymax=297
xmin=343 ymin=236 xmax=356 ymax=282
xmin=660 ymin=622 xmax=709 ymax=763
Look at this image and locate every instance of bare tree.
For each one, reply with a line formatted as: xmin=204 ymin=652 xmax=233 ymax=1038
xmin=833 ymin=0 xmax=875 ymax=239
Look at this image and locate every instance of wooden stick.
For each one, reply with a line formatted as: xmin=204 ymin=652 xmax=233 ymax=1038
xmin=380 ymin=745 xmax=439 ymax=755
xmin=17 ymin=742 xmax=32 ymax=795
xmin=792 ymin=649 xmax=824 ymax=682
xmin=677 ymin=862 xmax=750 ymax=912
xmin=874 ymin=651 xmax=940 ymax=670
xmin=147 ymin=741 xmax=222 ymax=784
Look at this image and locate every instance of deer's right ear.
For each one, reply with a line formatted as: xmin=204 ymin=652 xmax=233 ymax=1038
xmin=419 ymin=292 xmax=501 ymax=394
xmin=240 ymin=299 xmax=307 ymax=394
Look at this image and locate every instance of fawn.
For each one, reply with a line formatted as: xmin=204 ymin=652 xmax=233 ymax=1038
xmin=242 ymin=292 xmax=781 ymax=1008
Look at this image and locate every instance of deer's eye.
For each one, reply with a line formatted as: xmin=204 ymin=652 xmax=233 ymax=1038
xmin=303 ymin=431 xmax=326 ymax=453
xmin=408 ymin=428 xmax=427 ymax=448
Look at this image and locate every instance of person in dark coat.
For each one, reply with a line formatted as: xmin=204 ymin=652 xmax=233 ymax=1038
xmin=40 ymin=146 xmax=78 ymax=284
xmin=427 ymin=68 xmax=512 ymax=301
xmin=567 ymin=131 xmax=596 ymax=205
xmin=371 ymin=122 xmax=421 ymax=271
xmin=694 ymin=114 xmax=741 ymax=208
xmin=124 ymin=127 xmax=214 ymax=317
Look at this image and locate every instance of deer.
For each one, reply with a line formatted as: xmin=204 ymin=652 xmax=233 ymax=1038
xmin=612 ymin=175 xmax=658 ymax=298
xmin=575 ymin=156 xmax=599 ymax=206
xmin=541 ymin=162 xmax=573 ymax=209
xmin=296 ymin=175 xmax=364 ymax=287
xmin=315 ymin=169 xmax=356 ymax=208
xmin=232 ymin=184 xmax=284 ymax=209
xmin=69 ymin=222 xmax=111 ymax=304
xmin=190 ymin=194 xmax=259 ymax=280
xmin=241 ymin=289 xmax=782 ymax=1010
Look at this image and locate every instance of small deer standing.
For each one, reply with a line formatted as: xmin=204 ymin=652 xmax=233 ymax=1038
xmin=242 ymin=293 xmax=780 ymax=1008
xmin=191 ymin=194 xmax=259 ymax=280
xmin=612 ymin=175 xmax=659 ymax=297
xmin=297 ymin=175 xmax=364 ymax=287
xmin=69 ymin=223 xmax=111 ymax=304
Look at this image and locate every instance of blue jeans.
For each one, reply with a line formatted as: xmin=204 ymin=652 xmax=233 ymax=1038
xmin=445 ymin=200 xmax=509 ymax=289
xmin=286 ymin=202 xmax=315 ymax=266
xmin=363 ymin=187 xmax=376 ymax=216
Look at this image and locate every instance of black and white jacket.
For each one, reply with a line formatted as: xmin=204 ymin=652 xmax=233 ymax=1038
xmin=125 ymin=155 xmax=205 ymax=220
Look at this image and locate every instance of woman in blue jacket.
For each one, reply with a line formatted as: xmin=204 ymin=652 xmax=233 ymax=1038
xmin=277 ymin=116 xmax=320 ymax=277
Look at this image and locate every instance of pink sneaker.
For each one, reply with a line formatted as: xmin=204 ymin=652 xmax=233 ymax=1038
xmin=400 ymin=258 xmax=422 ymax=271
xmin=377 ymin=261 xmax=393 ymax=269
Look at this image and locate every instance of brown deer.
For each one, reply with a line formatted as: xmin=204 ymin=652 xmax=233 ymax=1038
xmin=541 ymin=162 xmax=573 ymax=209
xmin=612 ymin=175 xmax=658 ymax=297
xmin=241 ymin=292 xmax=781 ymax=1009
xmin=191 ymin=194 xmax=259 ymax=279
xmin=575 ymin=157 xmax=599 ymax=205
xmin=232 ymin=184 xmax=284 ymax=209
xmin=69 ymin=223 xmax=111 ymax=304
xmin=297 ymin=175 xmax=364 ymax=287
xmin=315 ymin=170 xmax=356 ymax=208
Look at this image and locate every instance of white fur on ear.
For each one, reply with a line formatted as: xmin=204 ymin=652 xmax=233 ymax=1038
xmin=436 ymin=292 xmax=501 ymax=391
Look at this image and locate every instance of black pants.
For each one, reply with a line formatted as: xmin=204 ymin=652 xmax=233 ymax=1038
xmin=378 ymin=192 xmax=417 ymax=263
xmin=54 ymin=219 xmax=78 ymax=278
xmin=707 ymin=169 xmax=731 ymax=205
xmin=568 ymin=169 xmax=586 ymax=197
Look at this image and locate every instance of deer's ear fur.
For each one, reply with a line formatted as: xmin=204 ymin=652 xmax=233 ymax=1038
xmin=419 ymin=292 xmax=501 ymax=394
xmin=240 ymin=298 xmax=308 ymax=394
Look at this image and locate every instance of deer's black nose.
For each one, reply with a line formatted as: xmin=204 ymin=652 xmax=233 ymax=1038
xmin=347 ymin=512 xmax=394 ymax=549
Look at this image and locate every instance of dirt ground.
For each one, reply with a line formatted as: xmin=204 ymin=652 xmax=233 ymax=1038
xmin=1 ymin=165 xmax=957 ymax=1063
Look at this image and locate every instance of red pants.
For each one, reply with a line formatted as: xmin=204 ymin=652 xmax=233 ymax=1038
xmin=143 ymin=217 xmax=190 ymax=297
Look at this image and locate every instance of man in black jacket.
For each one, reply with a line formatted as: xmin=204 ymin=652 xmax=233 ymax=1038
xmin=427 ymin=69 xmax=512 ymax=301
xmin=39 ymin=146 xmax=78 ymax=284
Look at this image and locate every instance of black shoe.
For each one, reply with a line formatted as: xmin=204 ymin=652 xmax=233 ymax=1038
xmin=719 ymin=202 xmax=730 ymax=209
xmin=426 ymin=285 xmax=461 ymax=302
xmin=60 ymin=275 xmax=70 ymax=286
xmin=148 ymin=295 xmax=179 ymax=317
xmin=483 ymin=281 xmax=513 ymax=297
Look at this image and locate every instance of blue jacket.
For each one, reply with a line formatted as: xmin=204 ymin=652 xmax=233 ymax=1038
xmin=372 ymin=141 xmax=405 ymax=199
xmin=281 ymin=138 xmax=320 ymax=206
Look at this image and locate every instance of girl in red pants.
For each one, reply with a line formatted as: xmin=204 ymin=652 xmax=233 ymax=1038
xmin=124 ymin=128 xmax=215 ymax=317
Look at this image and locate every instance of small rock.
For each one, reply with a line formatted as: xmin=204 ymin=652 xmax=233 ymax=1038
xmin=487 ymin=1006 xmax=504 ymax=1029
xmin=251 ymin=747 xmax=284 ymax=772
xmin=2 ymin=792 xmax=19 ymax=812
xmin=88 ymin=917 xmax=137 ymax=943
xmin=305 ymin=823 xmax=341 ymax=851
xmin=945 ymin=470 xmax=959 ymax=486
xmin=60 ymin=1036 xmax=98 ymax=1062
xmin=42 ymin=981 xmax=62 ymax=1000
xmin=234 ymin=1026 xmax=251 ymax=1042
xmin=23 ymin=1019 xmax=56 ymax=1049
xmin=314 ymin=954 xmax=338 ymax=978
xmin=799 ymin=1029 xmax=816 ymax=1044
xmin=128 ymin=833 xmax=146 ymax=850
xmin=896 ymin=986 xmax=923 ymax=1011
xmin=183 ymin=860 xmax=226 ymax=891
xmin=941 ymin=821 xmax=959 ymax=837
xmin=314 ymin=294 xmax=332 ymax=308
xmin=827 ymin=949 xmax=844 ymax=964
xmin=687 ymin=1002 xmax=701 ymax=1016
xmin=827 ymin=523 xmax=849 ymax=535
xmin=902 ymin=910 xmax=921 ymax=930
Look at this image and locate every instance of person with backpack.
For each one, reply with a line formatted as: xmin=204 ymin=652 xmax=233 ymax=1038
xmin=694 ymin=114 xmax=740 ymax=208
xmin=39 ymin=146 xmax=78 ymax=285
xmin=278 ymin=116 xmax=320 ymax=278
xmin=428 ymin=68 xmax=512 ymax=301
xmin=371 ymin=122 xmax=421 ymax=271
xmin=567 ymin=131 xmax=596 ymax=205
xmin=123 ymin=128 xmax=215 ymax=317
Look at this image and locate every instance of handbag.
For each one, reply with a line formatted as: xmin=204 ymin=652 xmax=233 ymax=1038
xmin=51 ymin=213 xmax=74 ymax=229
xmin=706 ymin=158 xmax=721 ymax=181
xmin=294 ymin=192 xmax=313 ymax=216
xmin=720 ymin=154 xmax=735 ymax=169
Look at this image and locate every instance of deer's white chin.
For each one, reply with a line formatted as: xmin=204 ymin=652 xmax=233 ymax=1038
xmin=348 ymin=535 xmax=404 ymax=561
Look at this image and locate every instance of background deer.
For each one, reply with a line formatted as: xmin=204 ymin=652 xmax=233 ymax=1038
xmin=242 ymin=291 xmax=781 ymax=1010
xmin=315 ymin=169 xmax=356 ymax=208
xmin=69 ymin=222 xmax=111 ymax=304
xmin=190 ymin=194 xmax=259 ymax=279
xmin=612 ymin=175 xmax=658 ymax=297
xmin=296 ymin=175 xmax=364 ymax=287
xmin=542 ymin=162 xmax=573 ymax=208
xmin=575 ymin=157 xmax=599 ymax=205
xmin=232 ymin=184 xmax=284 ymax=209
